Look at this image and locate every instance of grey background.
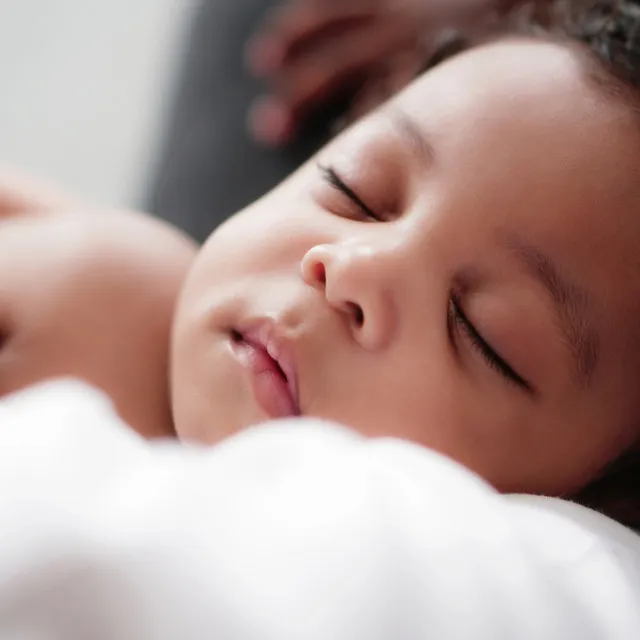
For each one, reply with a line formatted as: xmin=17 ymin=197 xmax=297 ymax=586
xmin=0 ymin=0 xmax=190 ymax=207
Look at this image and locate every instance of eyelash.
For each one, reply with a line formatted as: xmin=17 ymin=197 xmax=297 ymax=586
xmin=318 ymin=163 xmax=532 ymax=394
xmin=318 ymin=163 xmax=383 ymax=222
xmin=450 ymin=297 xmax=533 ymax=393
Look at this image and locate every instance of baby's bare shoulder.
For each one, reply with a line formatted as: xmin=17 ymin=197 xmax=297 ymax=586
xmin=0 ymin=209 xmax=198 ymax=438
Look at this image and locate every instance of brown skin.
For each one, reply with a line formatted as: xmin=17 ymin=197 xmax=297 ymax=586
xmin=0 ymin=182 xmax=197 ymax=439
xmin=173 ymin=38 xmax=640 ymax=498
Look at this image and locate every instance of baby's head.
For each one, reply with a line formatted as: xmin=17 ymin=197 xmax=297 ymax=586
xmin=0 ymin=205 xmax=196 ymax=438
xmin=173 ymin=2 xmax=640 ymax=524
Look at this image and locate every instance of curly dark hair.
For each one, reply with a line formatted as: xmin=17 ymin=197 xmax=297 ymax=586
xmin=425 ymin=1 xmax=640 ymax=532
xmin=434 ymin=1 xmax=640 ymax=97
xmin=551 ymin=0 xmax=640 ymax=85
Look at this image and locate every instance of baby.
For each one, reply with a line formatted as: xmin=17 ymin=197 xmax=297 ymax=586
xmin=170 ymin=2 xmax=640 ymax=526
xmin=0 ymin=176 xmax=197 ymax=438
xmin=3 ymin=2 xmax=639 ymax=529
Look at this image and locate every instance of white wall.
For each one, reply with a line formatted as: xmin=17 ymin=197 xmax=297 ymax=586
xmin=0 ymin=0 xmax=192 ymax=207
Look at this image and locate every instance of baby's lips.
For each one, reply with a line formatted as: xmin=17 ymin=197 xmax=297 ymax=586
xmin=266 ymin=338 xmax=300 ymax=415
xmin=239 ymin=321 xmax=300 ymax=415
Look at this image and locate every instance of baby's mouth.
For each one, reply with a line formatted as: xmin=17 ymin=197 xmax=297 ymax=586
xmin=230 ymin=327 xmax=300 ymax=418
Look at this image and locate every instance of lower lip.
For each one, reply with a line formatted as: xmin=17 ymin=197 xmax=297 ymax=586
xmin=230 ymin=337 xmax=299 ymax=419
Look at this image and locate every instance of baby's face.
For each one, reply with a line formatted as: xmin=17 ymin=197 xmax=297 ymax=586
xmin=173 ymin=38 xmax=640 ymax=496
xmin=0 ymin=209 xmax=195 ymax=438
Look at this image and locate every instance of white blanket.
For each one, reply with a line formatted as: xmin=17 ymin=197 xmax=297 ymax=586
xmin=0 ymin=380 xmax=638 ymax=639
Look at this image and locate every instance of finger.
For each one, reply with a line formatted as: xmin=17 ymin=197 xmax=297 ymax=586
xmin=248 ymin=63 xmax=369 ymax=146
xmin=345 ymin=48 xmax=423 ymax=123
xmin=247 ymin=96 xmax=294 ymax=146
xmin=385 ymin=48 xmax=426 ymax=93
xmin=274 ymin=19 xmax=413 ymax=124
xmin=246 ymin=1 xmax=377 ymax=76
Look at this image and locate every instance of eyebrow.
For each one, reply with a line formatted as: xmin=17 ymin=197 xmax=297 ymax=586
xmin=504 ymin=235 xmax=600 ymax=386
xmin=388 ymin=109 xmax=435 ymax=166
xmin=385 ymin=109 xmax=600 ymax=384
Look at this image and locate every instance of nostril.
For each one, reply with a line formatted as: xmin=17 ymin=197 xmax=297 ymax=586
xmin=346 ymin=302 xmax=364 ymax=328
xmin=313 ymin=261 xmax=326 ymax=287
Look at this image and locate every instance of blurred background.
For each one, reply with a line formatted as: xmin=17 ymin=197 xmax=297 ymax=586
xmin=0 ymin=0 xmax=335 ymax=240
xmin=0 ymin=0 xmax=190 ymax=207
xmin=0 ymin=0 xmax=487 ymax=241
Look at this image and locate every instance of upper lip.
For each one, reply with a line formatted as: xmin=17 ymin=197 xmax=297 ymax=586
xmin=234 ymin=320 xmax=300 ymax=413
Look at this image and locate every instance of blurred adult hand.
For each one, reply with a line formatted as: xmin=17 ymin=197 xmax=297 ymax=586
xmin=0 ymin=167 xmax=77 ymax=217
xmin=246 ymin=0 xmax=497 ymax=145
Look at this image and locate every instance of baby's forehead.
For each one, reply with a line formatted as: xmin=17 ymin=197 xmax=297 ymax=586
xmin=397 ymin=38 xmax=608 ymax=130
xmin=375 ymin=38 xmax=640 ymax=342
xmin=388 ymin=37 xmax=640 ymax=212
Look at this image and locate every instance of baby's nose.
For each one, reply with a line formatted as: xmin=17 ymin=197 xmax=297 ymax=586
xmin=300 ymin=243 xmax=397 ymax=351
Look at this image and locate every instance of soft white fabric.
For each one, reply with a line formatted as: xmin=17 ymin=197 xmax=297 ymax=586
xmin=0 ymin=380 xmax=639 ymax=640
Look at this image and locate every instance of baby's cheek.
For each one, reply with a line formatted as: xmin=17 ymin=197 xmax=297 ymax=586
xmin=0 ymin=339 xmax=42 ymax=400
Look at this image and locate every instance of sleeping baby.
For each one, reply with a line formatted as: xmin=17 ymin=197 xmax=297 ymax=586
xmin=0 ymin=187 xmax=196 ymax=438
xmin=2 ymin=1 xmax=639 ymax=531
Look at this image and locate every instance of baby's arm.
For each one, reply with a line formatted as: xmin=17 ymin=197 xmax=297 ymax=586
xmin=0 ymin=381 xmax=637 ymax=640
xmin=0 ymin=168 xmax=197 ymax=437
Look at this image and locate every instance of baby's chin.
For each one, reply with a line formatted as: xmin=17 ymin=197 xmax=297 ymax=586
xmin=114 ymin=389 xmax=177 ymax=440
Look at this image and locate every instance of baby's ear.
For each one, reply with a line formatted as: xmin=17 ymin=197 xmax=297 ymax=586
xmin=0 ymin=167 xmax=77 ymax=218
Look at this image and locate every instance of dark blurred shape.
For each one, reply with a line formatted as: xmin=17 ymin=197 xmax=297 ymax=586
xmin=147 ymin=0 xmax=346 ymax=243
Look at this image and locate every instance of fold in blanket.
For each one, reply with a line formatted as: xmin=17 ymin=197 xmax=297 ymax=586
xmin=0 ymin=380 xmax=638 ymax=639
